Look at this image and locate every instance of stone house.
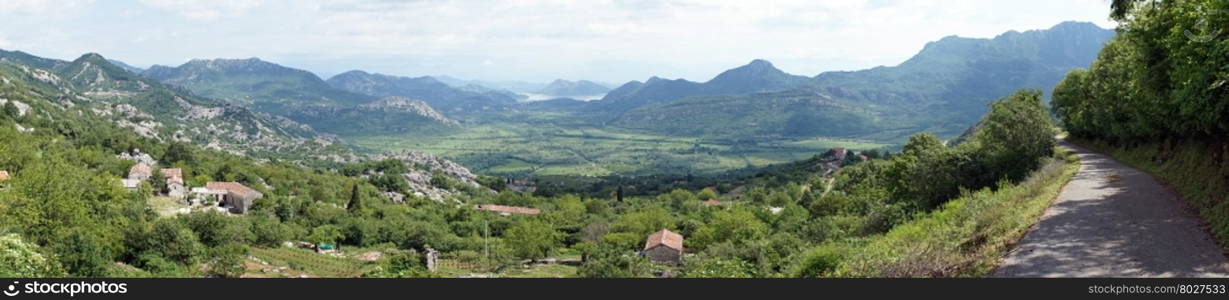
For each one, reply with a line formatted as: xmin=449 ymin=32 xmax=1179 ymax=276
xmin=160 ymin=168 xmax=186 ymax=199
xmin=128 ymin=163 xmax=152 ymax=181
xmin=205 ymin=181 xmax=263 ymax=214
xmin=642 ymin=229 xmax=684 ymax=265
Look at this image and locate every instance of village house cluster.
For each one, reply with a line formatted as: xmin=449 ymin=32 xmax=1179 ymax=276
xmin=118 ymin=149 xmax=262 ymax=215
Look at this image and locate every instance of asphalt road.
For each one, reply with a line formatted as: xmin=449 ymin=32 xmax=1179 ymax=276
xmin=993 ymin=141 xmax=1229 ymax=277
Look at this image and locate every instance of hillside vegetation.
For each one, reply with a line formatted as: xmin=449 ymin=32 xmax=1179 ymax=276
xmin=1051 ymin=0 xmax=1229 ymax=246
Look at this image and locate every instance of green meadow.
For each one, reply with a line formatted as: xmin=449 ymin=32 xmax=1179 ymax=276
xmin=349 ymin=121 xmax=889 ymax=177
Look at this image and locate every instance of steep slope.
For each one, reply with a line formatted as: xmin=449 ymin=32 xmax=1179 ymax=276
xmin=279 ymin=96 xmax=460 ymax=137
xmin=701 ymin=59 xmax=810 ymax=94
xmin=325 ymin=70 xmax=517 ymax=116
xmin=812 ymin=21 xmax=1115 ymax=127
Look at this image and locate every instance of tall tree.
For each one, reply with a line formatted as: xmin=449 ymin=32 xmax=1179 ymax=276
xmin=347 ymin=183 xmax=363 ymax=214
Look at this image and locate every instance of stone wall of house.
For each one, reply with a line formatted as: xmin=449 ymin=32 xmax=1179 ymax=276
xmin=644 ymin=246 xmax=681 ymax=265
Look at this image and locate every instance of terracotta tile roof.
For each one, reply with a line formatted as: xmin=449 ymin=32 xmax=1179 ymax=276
xmin=644 ymin=229 xmax=683 ymax=252
xmin=703 ymin=199 xmax=721 ymax=206
xmin=474 ymin=204 xmax=540 ymax=215
xmin=206 ymin=182 xmax=261 ymax=198
xmin=0 ymin=170 xmax=8 ymax=181
xmin=160 ymin=168 xmax=183 ymax=185
xmin=129 ymin=163 xmax=152 ymax=177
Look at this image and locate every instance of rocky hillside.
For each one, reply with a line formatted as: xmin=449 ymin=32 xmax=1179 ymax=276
xmin=1 ymin=49 xmax=488 ymax=204
xmin=325 ymin=70 xmax=517 ymax=116
xmin=278 ymin=96 xmax=461 ymax=136
xmin=0 ymin=50 xmax=347 ymax=159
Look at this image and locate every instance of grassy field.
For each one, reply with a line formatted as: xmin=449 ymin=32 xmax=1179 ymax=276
xmin=349 ymin=121 xmax=889 ymax=177
xmin=147 ymin=196 xmax=185 ymax=217
xmin=247 ymin=247 xmax=376 ymax=278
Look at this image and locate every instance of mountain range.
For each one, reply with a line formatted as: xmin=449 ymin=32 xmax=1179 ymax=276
xmin=602 ymin=21 xmax=1115 ymax=140
xmin=3 ymin=20 xmax=1116 ymax=171
xmin=0 ymin=50 xmax=347 ymax=160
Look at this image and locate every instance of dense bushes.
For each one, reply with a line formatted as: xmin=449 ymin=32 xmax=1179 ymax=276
xmin=1053 ymin=0 xmax=1229 ymax=140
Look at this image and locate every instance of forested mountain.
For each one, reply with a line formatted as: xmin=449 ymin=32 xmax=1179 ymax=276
xmin=140 ymin=61 xmax=465 ymax=136
xmin=535 ymin=79 xmax=611 ymax=96
xmin=325 ymin=70 xmax=518 ymax=115
xmin=603 ymin=21 xmax=1114 ymax=141
xmin=142 ymin=58 xmax=378 ymax=110
xmin=596 ymin=59 xmax=808 ymax=113
xmin=813 ymin=21 xmax=1114 ymax=127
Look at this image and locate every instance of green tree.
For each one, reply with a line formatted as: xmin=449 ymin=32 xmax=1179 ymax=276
xmin=697 ymin=188 xmax=718 ymax=201
xmin=504 ymin=219 xmax=562 ymax=260
xmin=1 ymin=101 xmax=18 ymax=120
xmin=576 ymin=244 xmax=651 ymax=278
xmin=611 ymin=207 xmax=674 ymax=237
xmin=181 ymin=210 xmax=253 ymax=247
xmin=250 ymin=216 xmax=292 ymax=247
xmin=974 ymin=89 xmax=1057 ymax=182
xmin=144 ymin=218 xmax=204 ymax=265
xmin=162 ymin=142 xmax=195 ymax=165
xmin=204 ymin=243 xmax=247 ymax=278
xmin=308 ymin=225 xmax=343 ymax=246
xmin=692 ymin=207 xmax=769 ymax=250
xmin=347 ymin=183 xmax=364 ymax=214
xmin=0 ymin=233 xmax=64 ymax=277
xmin=52 ymin=229 xmax=112 ymax=277
xmin=149 ymin=168 xmax=167 ymax=195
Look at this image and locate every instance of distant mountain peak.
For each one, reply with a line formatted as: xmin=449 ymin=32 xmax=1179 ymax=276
xmin=747 ymin=58 xmax=773 ymax=67
xmin=535 ymin=78 xmax=610 ymax=96
xmin=73 ymin=52 xmax=108 ymax=63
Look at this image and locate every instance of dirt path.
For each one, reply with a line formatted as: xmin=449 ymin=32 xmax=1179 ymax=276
xmin=993 ymin=140 xmax=1229 ymax=277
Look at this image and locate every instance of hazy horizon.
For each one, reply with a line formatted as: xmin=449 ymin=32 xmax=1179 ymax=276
xmin=0 ymin=0 xmax=1117 ymax=83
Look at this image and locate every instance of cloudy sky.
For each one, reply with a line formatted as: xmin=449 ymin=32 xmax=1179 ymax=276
xmin=0 ymin=0 xmax=1117 ymax=83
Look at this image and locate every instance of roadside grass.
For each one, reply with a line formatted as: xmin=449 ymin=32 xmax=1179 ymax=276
xmin=808 ymin=147 xmax=1080 ymax=277
xmin=1071 ymin=137 xmax=1229 ymax=249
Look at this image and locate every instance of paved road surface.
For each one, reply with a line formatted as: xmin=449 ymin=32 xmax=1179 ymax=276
xmin=993 ymin=141 xmax=1229 ymax=277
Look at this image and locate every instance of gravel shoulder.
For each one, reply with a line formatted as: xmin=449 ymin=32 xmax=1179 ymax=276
xmin=993 ymin=140 xmax=1229 ymax=277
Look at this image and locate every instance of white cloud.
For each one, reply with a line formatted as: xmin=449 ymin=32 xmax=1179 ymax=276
xmin=138 ymin=0 xmax=266 ymax=20
xmin=0 ymin=0 xmax=1117 ymax=82
xmin=0 ymin=0 xmax=93 ymax=14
